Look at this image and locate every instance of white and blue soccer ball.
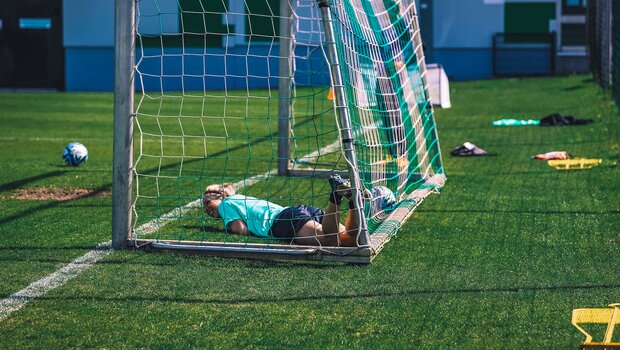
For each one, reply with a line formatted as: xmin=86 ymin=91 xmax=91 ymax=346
xmin=63 ymin=142 xmax=88 ymax=166
xmin=367 ymin=186 xmax=396 ymax=218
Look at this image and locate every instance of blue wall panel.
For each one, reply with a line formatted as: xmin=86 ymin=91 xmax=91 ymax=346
xmin=433 ymin=0 xmax=503 ymax=49
xmin=65 ymin=44 xmax=331 ymax=92
xmin=65 ymin=48 xmax=114 ymax=91
xmin=136 ymin=44 xmax=330 ymax=92
xmin=136 ymin=46 xmax=281 ymax=92
xmin=494 ymin=48 xmax=553 ymax=76
xmin=432 ymin=49 xmax=494 ymax=81
xmin=66 ymin=47 xmax=495 ymax=91
xmin=65 ymin=47 xmax=493 ymax=91
xmin=63 ymin=0 xmax=114 ymax=47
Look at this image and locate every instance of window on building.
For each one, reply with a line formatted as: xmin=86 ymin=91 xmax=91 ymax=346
xmin=504 ymin=2 xmax=556 ymax=43
xmin=562 ymin=0 xmax=587 ymax=15
xmin=245 ymin=0 xmax=280 ymax=43
xmin=180 ymin=0 xmax=229 ymax=48
xmin=561 ymin=23 xmax=587 ymax=46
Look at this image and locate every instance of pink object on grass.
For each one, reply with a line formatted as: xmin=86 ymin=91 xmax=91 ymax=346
xmin=532 ymin=151 xmax=571 ymax=160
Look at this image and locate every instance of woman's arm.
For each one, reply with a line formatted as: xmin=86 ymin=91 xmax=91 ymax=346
xmin=227 ymin=220 xmax=248 ymax=235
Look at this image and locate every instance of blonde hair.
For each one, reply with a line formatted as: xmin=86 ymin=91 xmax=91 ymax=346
xmin=203 ymin=183 xmax=235 ymax=202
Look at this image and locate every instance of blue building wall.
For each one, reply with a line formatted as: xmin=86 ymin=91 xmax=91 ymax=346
xmin=62 ymin=0 xmax=554 ymax=91
xmin=135 ymin=45 xmax=329 ymax=92
xmin=65 ymin=48 xmax=114 ymax=91
xmin=431 ymin=49 xmax=494 ymax=81
xmin=63 ymin=0 xmax=114 ymax=91
xmin=65 ymin=45 xmax=330 ymax=92
xmin=62 ymin=0 xmax=329 ymax=91
xmin=429 ymin=0 xmax=504 ymax=80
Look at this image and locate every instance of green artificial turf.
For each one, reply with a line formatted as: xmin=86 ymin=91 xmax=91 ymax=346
xmin=0 ymin=75 xmax=619 ymax=349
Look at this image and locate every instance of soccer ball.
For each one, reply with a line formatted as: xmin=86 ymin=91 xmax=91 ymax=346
xmin=63 ymin=142 xmax=88 ymax=166
xmin=367 ymin=186 xmax=396 ymax=218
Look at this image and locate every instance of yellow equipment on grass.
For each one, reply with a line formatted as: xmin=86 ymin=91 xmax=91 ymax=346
xmin=548 ymin=158 xmax=603 ymax=170
xmin=572 ymin=303 xmax=620 ymax=349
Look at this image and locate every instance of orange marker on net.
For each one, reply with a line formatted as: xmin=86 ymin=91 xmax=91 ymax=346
xmin=327 ymin=88 xmax=334 ymax=100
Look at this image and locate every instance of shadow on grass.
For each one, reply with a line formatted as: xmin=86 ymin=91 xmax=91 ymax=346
xmin=469 ymin=138 xmax=606 ymax=147
xmin=0 ymin=254 xmax=179 ymax=267
xmin=0 ymin=186 xmax=111 ymax=225
xmin=0 ymin=244 xmax=345 ymax=269
xmin=446 ymin=167 xmax=616 ymax=176
xmin=7 ymin=283 xmax=620 ymax=305
xmin=445 ymin=170 xmax=555 ymax=176
xmin=563 ymin=85 xmax=585 ymax=92
xmin=0 ymin=170 xmax=68 ymax=192
xmin=417 ymin=209 xmax=620 ymax=216
xmin=0 ymin=245 xmax=103 ymax=251
xmin=197 ymin=223 xmax=226 ymax=234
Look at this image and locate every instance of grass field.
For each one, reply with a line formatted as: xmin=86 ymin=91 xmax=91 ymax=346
xmin=0 ymin=75 xmax=619 ymax=348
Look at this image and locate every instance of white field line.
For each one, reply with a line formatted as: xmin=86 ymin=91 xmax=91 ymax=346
xmin=0 ymin=242 xmax=114 ymax=322
xmin=292 ymin=140 xmax=341 ymax=165
xmin=0 ymin=139 xmax=342 ymax=322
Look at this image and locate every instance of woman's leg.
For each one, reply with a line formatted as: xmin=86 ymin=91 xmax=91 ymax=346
xmin=293 ymin=201 xmax=343 ymax=246
xmin=321 ymin=200 xmax=362 ymax=246
xmin=340 ymin=205 xmax=361 ymax=246
xmin=320 ymin=201 xmax=341 ymax=235
xmin=293 ymin=201 xmax=362 ymax=247
xmin=294 ymin=220 xmax=343 ymax=246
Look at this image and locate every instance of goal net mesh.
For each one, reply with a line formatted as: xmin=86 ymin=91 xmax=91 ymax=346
xmin=327 ymin=0 xmax=443 ymax=196
xmin=131 ymin=0 xmax=444 ymax=250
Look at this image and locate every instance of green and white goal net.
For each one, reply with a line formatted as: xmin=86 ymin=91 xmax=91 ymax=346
xmin=122 ymin=0 xmax=445 ymax=262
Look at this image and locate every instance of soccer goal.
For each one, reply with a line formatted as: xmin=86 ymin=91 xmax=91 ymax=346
xmin=112 ymin=0 xmax=445 ymax=263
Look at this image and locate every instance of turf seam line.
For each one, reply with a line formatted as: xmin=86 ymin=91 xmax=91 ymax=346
xmin=0 ymin=140 xmax=341 ymax=322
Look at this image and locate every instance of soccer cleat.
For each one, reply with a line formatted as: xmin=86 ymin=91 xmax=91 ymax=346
xmin=328 ymin=174 xmax=352 ymax=203
xmin=360 ymin=187 xmax=373 ymax=201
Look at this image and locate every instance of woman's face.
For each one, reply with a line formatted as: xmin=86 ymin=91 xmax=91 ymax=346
xmin=204 ymin=199 xmax=222 ymax=218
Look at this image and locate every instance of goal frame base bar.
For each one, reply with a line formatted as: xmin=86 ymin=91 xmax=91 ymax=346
xmin=133 ymin=239 xmax=373 ymax=264
xmin=285 ymin=167 xmax=349 ymax=178
xmin=129 ymin=173 xmax=446 ymax=264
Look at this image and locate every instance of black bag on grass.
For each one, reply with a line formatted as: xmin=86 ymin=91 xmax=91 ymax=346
xmin=450 ymin=142 xmax=496 ymax=157
xmin=540 ymin=113 xmax=593 ymax=126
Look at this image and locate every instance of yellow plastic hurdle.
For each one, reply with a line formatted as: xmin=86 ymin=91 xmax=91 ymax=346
xmin=572 ymin=303 xmax=620 ymax=349
xmin=548 ymin=158 xmax=603 ymax=170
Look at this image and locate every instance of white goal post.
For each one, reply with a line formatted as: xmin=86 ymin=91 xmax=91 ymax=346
xmin=112 ymin=0 xmax=445 ymax=263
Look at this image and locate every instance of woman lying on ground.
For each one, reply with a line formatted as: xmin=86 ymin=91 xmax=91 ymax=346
xmin=202 ymin=175 xmax=393 ymax=247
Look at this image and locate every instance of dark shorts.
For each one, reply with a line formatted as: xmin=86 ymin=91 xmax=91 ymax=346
xmin=269 ymin=205 xmax=325 ymax=239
